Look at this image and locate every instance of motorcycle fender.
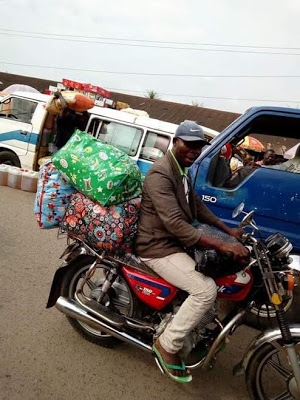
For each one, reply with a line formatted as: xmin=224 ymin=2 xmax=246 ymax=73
xmin=234 ymin=324 xmax=300 ymax=376
xmin=59 ymin=241 xmax=80 ymax=259
xmin=46 ymin=243 xmax=90 ymax=309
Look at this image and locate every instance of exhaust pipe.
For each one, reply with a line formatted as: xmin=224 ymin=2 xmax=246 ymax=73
xmin=56 ymin=296 xmax=152 ymax=353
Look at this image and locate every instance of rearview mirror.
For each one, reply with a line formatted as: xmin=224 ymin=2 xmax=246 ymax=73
xmin=232 ymin=202 xmax=245 ymax=219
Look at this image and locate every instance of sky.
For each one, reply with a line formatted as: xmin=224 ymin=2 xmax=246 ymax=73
xmin=0 ymin=0 xmax=300 ymax=113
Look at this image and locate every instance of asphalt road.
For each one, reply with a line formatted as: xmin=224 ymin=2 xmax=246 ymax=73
xmin=0 ymin=186 xmax=257 ymax=400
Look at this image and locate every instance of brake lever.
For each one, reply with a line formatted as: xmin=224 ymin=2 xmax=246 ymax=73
xmin=241 ymin=232 xmax=252 ymax=243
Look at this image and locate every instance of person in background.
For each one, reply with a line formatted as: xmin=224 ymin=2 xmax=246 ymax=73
xmin=220 ymin=143 xmax=232 ymax=160
xmin=135 ymin=120 xmax=249 ymax=383
xmin=270 ymin=144 xmax=300 ymax=173
xmin=230 ymin=146 xmax=254 ymax=172
xmin=255 ymin=149 xmax=276 ymax=166
xmin=54 ymin=109 xmax=89 ymax=149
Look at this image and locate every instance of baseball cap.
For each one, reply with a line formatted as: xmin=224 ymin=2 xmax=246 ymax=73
xmin=174 ymin=120 xmax=210 ymax=144
xmin=220 ymin=143 xmax=232 ymax=159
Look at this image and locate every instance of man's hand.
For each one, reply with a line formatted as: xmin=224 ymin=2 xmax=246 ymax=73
xmin=198 ymin=233 xmax=249 ymax=264
xmin=226 ymin=227 xmax=245 ymax=243
xmin=213 ymin=220 xmax=245 ymax=243
xmin=218 ymin=242 xmax=249 ymax=263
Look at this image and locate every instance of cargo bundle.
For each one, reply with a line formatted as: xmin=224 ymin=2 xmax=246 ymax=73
xmin=34 ymin=131 xmax=142 ymax=254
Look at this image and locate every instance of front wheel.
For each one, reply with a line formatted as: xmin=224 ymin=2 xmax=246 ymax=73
xmin=61 ymin=256 xmax=136 ymax=347
xmin=0 ymin=150 xmax=21 ymax=167
xmin=246 ymin=337 xmax=300 ymax=399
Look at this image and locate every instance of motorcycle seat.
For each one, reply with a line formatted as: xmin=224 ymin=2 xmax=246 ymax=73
xmin=114 ymin=253 xmax=160 ymax=278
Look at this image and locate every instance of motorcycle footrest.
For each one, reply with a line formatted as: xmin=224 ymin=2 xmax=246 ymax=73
xmin=233 ymin=361 xmax=244 ymax=377
xmin=85 ymin=299 xmax=126 ymax=328
xmin=154 ymin=355 xmax=166 ymax=375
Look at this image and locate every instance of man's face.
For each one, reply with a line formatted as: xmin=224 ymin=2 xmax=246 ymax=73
xmin=264 ymin=151 xmax=276 ymax=165
xmin=173 ymin=138 xmax=204 ymax=167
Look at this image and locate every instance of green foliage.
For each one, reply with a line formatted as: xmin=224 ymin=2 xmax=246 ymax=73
xmin=145 ymin=90 xmax=160 ymax=99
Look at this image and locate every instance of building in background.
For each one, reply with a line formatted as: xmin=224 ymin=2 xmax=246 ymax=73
xmin=0 ymin=71 xmax=239 ymax=132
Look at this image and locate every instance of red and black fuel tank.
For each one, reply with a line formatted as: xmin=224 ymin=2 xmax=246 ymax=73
xmin=122 ymin=266 xmax=178 ymax=310
xmin=122 ymin=265 xmax=253 ymax=310
xmin=215 ymin=270 xmax=253 ymax=301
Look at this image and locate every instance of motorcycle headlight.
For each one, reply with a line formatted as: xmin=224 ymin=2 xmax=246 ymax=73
xmin=288 ymin=254 xmax=300 ymax=274
xmin=265 ymin=233 xmax=293 ymax=258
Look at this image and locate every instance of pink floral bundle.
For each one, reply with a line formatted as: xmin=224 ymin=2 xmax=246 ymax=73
xmin=61 ymin=192 xmax=141 ymax=254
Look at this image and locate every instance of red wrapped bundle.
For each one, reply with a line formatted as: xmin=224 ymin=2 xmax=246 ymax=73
xmin=45 ymin=91 xmax=94 ymax=115
xmin=61 ymin=192 xmax=141 ymax=254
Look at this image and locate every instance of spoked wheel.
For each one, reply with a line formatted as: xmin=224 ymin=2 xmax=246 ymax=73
xmin=61 ymin=256 xmax=136 ymax=347
xmin=246 ymin=337 xmax=300 ymax=399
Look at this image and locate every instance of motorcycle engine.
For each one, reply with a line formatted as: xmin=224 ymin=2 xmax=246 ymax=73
xmin=265 ymin=233 xmax=293 ymax=259
xmin=180 ymin=305 xmax=218 ymax=359
xmin=155 ymin=304 xmax=217 ymax=359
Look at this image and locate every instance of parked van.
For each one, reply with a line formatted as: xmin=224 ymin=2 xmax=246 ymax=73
xmin=85 ymin=106 xmax=219 ymax=175
xmin=0 ymin=92 xmax=219 ymax=173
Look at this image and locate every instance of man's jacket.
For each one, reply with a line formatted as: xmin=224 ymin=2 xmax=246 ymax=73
xmin=135 ymin=151 xmax=219 ymax=258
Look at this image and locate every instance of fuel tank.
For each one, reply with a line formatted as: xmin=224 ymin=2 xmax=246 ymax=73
xmin=122 ymin=266 xmax=178 ymax=310
xmin=215 ymin=270 xmax=253 ymax=301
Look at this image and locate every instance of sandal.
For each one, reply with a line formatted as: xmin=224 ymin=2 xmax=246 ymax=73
xmin=152 ymin=343 xmax=192 ymax=383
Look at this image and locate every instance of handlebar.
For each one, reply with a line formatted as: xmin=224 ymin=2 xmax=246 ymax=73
xmin=241 ymin=233 xmax=249 ymax=242
xmin=220 ymin=251 xmax=234 ymax=261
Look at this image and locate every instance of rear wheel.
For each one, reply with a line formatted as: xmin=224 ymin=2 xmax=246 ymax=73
xmin=61 ymin=257 xmax=136 ymax=347
xmin=246 ymin=337 xmax=300 ymax=399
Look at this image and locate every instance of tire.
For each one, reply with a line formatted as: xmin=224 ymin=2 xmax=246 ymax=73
xmin=0 ymin=150 xmax=21 ymax=167
xmin=61 ymin=256 xmax=136 ymax=347
xmin=246 ymin=336 xmax=300 ymax=399
xmin=245 ymin=285 xmax=300 ymax=330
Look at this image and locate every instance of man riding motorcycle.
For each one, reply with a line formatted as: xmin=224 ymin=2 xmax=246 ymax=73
xmin=135 ymin=120 xmax=249 ymax=383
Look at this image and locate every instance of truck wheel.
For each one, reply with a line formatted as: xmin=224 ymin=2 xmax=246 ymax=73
xmin=0 ymin=151 xmax=21 ymax=167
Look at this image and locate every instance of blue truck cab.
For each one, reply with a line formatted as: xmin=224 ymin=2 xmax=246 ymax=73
xmin=191 ymin=107 xmax=300 ymax=253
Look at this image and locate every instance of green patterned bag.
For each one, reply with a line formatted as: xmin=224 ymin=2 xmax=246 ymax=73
xmin=52 ymin=130 xmax=142 ymax=206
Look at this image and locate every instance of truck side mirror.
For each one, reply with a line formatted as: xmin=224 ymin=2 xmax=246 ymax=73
xmin=232 ymin=202 xmax=245 ymax=218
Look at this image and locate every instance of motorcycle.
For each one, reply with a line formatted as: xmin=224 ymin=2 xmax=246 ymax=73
xmin=47 ymin=203 xmax=300 ymax=399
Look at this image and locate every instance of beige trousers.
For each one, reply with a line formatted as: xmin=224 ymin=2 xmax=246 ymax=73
xmin=146 ymin=252 xmax=217 ymax=354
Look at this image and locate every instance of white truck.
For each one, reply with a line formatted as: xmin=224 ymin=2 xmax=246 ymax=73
xmin=0 ymin=91 xmax=219 ymax=172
